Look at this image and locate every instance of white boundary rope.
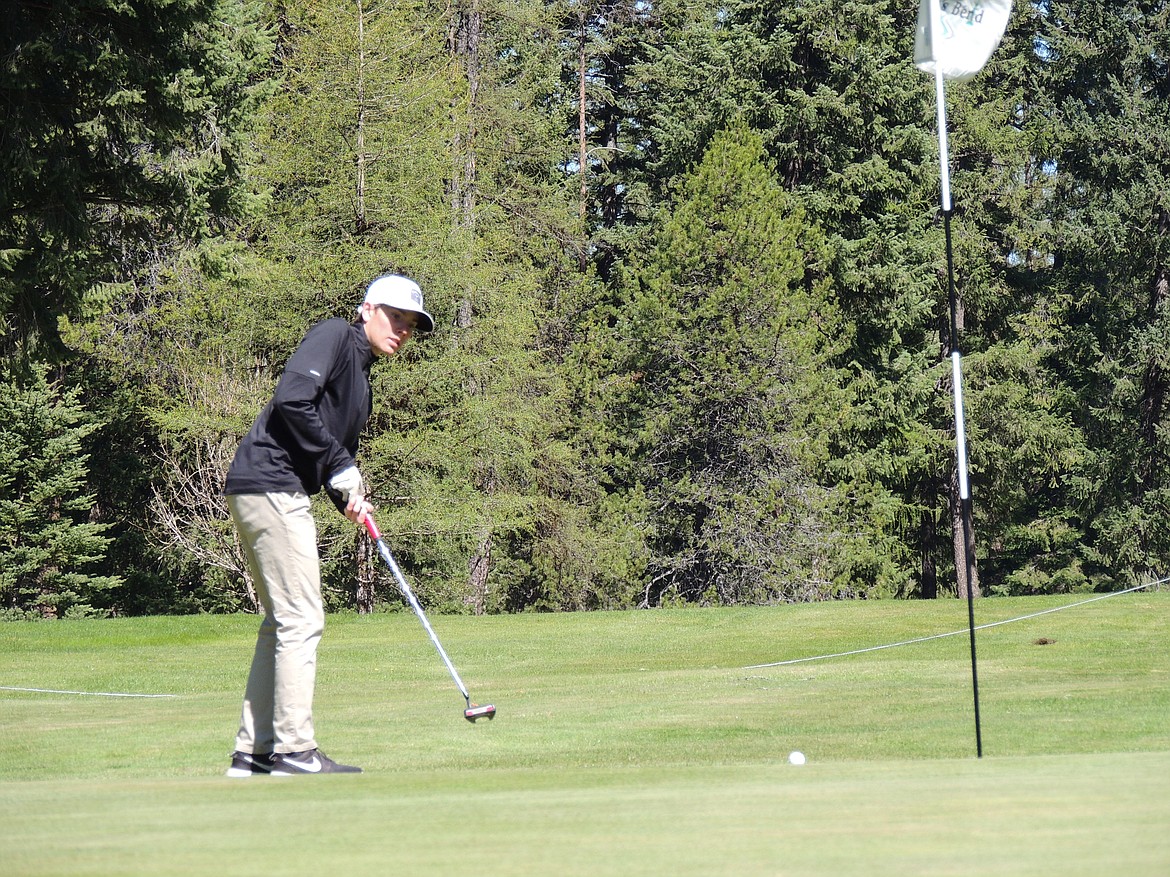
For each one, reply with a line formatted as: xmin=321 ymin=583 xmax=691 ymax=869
xmin=743 ymin=579 xmax=1166 ymax=670
xmin=0 ymin=686 xmax=177 ymax=699
xmin=2 ymin=580 xmax=1164 ymax=691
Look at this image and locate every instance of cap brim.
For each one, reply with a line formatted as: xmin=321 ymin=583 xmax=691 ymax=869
xmin=358 ymin=302 xmax=435 ymax=333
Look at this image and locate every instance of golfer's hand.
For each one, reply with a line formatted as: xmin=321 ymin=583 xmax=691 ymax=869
xmin=328 ymin=465 xmax=366 ymax=503
xmin=344 ymin=495 xmax=373 ymax=525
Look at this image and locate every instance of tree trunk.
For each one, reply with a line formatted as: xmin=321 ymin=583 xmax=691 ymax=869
xmin=355 ymin=529 xmax=375 ymax=613
xmin=354 ymin=0 xmax=368 ymax=232
xmin=467 ymin=532 xmax=492 ymax=615
xmin=449 ymin=0 xmax=479 ymax=333
xmin=448 ymin=0 xmax=480 ymax=227
xmin=1138 ymin=209 xmax=1168 ymax=478
xmin=577 ymin=14 xmax=588 ymax=271
xmin=951 ymin=464 xmax=980 ymax=599
xmin=448 ymin=0 xmax=493 ymax=607
xmin=919 ymin=506 xmax=938 ymax=599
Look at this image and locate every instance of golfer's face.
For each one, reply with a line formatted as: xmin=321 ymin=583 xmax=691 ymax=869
xmin=364 ymin=305 xmax=417 ymax=357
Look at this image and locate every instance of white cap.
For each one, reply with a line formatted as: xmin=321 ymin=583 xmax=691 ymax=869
xmin=359 ymin=275 xmax=435 ymax=332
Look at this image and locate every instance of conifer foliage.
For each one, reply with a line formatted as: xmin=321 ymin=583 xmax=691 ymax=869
xmin=1 ymin=0 xmax=271 ymax=358
xmin=0 ymin=367 xmax=120 ymax=618
xmin=593 ymin=123 xmax=847 ymax=603
xmin=1 ymin=0 xmax=1168 ymax=615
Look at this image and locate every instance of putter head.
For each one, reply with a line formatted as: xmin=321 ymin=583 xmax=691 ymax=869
xmin=464 ymin=703 xmax=496 ymax=722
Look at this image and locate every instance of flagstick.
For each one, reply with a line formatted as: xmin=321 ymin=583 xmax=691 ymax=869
xmin=935 ymin=66 xmax=984 ymax=759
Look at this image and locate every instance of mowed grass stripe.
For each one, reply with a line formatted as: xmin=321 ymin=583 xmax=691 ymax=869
xmin=2 ymin=755 xmax=1167 ymax=876
xmin=1 ymin=594 xmax=1167 ymax=875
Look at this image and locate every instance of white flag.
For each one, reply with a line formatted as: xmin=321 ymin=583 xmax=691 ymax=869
xmin=914 ymin=0 xmax=1012 ymax=81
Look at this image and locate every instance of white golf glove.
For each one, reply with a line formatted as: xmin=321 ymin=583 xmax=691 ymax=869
xmin=328 ymin=465 xmax=366 ymax=503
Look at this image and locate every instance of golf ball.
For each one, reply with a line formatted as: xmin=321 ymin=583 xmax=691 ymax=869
xmin=788 ymin=751 xmax=806 ymax=765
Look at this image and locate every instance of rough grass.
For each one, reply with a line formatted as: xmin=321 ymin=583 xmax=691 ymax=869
xmin=2 ymin=592 xmax=1168 ymax=875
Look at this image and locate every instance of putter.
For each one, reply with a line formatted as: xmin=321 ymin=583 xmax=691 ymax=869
xmin=363 ymin=514 xmax=496 ymax=723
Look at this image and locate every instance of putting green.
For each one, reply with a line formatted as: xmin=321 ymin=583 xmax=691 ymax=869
xmin=2 ymin=594 xmax=1167 ymax=874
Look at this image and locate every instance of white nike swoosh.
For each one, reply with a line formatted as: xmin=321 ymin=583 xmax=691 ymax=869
xmin=301 ymin=755 xmax=323 ymax=773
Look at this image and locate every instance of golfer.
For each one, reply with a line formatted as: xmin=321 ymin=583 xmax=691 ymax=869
xmin=223 ymin=274 xmax=434 ymax=776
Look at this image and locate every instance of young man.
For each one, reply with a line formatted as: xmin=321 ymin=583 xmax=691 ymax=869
xmin=223 ymin=275 xmax=434 ymax=777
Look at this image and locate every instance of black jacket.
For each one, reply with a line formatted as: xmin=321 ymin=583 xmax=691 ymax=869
xmin=224 ymin=319 xmax=374 ymax=503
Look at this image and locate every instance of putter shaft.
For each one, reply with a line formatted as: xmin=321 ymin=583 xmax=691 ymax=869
xmin=364 ymin=515 xmax=494 ymax=722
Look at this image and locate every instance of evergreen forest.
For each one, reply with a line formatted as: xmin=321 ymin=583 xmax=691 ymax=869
xmin=2 ymin=0 xmax=1167 ymax=618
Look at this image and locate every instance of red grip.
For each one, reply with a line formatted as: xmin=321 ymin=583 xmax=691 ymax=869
xmin=363 ymin=513 xmax=381 ymax=541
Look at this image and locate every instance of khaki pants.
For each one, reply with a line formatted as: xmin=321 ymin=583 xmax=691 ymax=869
xmin=227 ymin=492 xmax=323 ymax=755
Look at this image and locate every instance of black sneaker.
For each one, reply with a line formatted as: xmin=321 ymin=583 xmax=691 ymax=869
xmin=225 ymin=750 xmax=276 ymax=778
xmin=270 ymin=748 xmax=362 ymax=775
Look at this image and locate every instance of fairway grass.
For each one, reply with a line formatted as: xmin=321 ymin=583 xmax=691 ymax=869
xmin=2 ymin=593 xmax=1168 ymax=875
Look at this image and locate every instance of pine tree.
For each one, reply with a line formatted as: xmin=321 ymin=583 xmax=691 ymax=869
xmin=1021 ymin=1 xmax=1170 ymax=583
xmin=639 ymin=0 xmax=1100 ymax=597
xmin=1 ymin=0 xmax=272 ymax=358
xmin=685 ymin=0 xmax=952 ymax=596
xmin=0 ymin=366 xmax=121 ymax=618
xmin=1 ymin=0 xmax=272 ymax=614
xmin=592 ymin=122 xmax=848 ymax=604
xmin=924 ymin=3 xmax=1095 ymax=595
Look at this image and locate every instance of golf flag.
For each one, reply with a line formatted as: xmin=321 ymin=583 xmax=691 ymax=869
xmin=914 ymin=0 xmax=1013 ymax=762
xmin=914 ymin=0 xmax=1012 ymax=81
